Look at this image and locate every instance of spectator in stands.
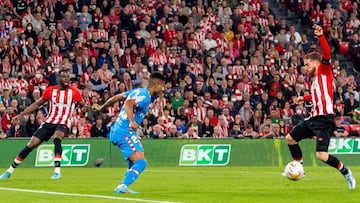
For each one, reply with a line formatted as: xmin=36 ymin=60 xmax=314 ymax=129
xmin=229 ymin=123 xmax=243 ymax=139
xmin=243 ymin=124 xmax=259 ymax=138
xmin=329 ymin=18 xmax=343 ymax=54
xmin=149 ymin=124 xmax=166 ymax=139
xmin=260 ymin=124 xmax=274 ymax=138
xmin=349 ymin=33 xmax=360 ymax=71
xmin=25 ymin=112 xmax=39 ymax=137
xmin=137 ymin=118 xmax=152 ymax=139
xmin=344 ymin=93 xmax=360 ymax=117
xmin=0 ymin=0 xmax=358 ymax=142
xmin=201 ymin=116 xmax=213 ymax=137
xmin=90 ymin=116 xmax=108 ymax=138
xmin=167 ymin=125 xmax=183 ymax=138
xmin=334 ymin=117 xmax=349 ymax=137
xmin=8 ymin=118 xmax=27 ymax=137
xmin=1 ymin=106 xmax=15 ymax=135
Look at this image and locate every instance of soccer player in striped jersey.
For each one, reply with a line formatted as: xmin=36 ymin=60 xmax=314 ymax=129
xmin=0 ymin=70 xmax=88 ymax=180
xmin=94 ymin=72 xmax=165 ymax=194
xmin=284 ymin=25 xmax=356 ymax=189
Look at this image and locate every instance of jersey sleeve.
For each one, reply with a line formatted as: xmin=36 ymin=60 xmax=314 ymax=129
xmin=126 ymin=89 xmax=150 ymax=107
xmin=42 ymin=87 xmax=52 ymax=101
xmin=74 ymin=89 xmax=83 ymax=103
xmin=318 ymin=35 xmax=331 ymax=62
xmin=318 ymin=35 xmax=332 ymax=75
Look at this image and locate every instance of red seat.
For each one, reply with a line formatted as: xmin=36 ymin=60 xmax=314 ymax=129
xmin=349 ymin=124 xmax=360 ymax=136
xmin=339 ymin=41 xmax=349 ymax=56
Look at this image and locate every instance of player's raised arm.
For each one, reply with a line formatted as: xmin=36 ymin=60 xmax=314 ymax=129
xmin=313 ymin=24 xmax=331 ymax=61
xmin=95 ymin=93 xmax=127 ymax=112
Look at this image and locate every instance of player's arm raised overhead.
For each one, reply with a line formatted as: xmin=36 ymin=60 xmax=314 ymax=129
xmin=95 ymin=93 xmax=127 ymax=112
xmin=314 ymin=24 xmax=331 ymax=62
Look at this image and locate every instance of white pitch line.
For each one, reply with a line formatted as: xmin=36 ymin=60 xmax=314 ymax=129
xmin=0 ymin=187 xmax=183 ymax=203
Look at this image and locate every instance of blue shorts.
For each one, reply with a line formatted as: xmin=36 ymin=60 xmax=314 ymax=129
xmin=109 ymin=123 xmax=144 ymax=160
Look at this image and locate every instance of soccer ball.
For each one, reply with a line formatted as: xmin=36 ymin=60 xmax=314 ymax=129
xmin=283 ymin=161 xmax=304 ymax=180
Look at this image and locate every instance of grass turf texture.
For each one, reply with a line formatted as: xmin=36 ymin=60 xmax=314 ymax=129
xmin=0 ymin=167 xmax=358 ymax=203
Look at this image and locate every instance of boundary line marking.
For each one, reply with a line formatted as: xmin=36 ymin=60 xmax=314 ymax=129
xmin=0 ymin=187 xmax=183 ymax=203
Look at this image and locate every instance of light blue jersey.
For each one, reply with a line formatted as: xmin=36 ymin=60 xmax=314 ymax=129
xmin=109 ymin=88 xmax=151 ymax=160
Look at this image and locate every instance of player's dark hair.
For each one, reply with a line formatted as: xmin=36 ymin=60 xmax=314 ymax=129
xmin=149 ymin=72 xmax=165 ymax=83
xmin=304 ymin=52 xmax=321 ymax=62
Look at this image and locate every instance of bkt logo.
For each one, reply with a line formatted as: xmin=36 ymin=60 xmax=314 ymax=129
xmin=35 ymin=144 xmax=90 ymax=167
xmin=179 ymin=144 xmax=231 ymax=166
xmin=328 ymin=138 xmax=360 ymax=154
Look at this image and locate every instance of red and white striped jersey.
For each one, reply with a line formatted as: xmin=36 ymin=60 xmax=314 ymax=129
xmin=188 ymin=40 xmax=200 ymax=50
xmin=309 ymin=35 xmax=334 ymax=117
xmin=247 ymin=64 xmax=258 ymax=77
xmin=156 ymin=22 xmax=168 ymax=36
xmin=150 ymin=38 xmax=159 ymax=50
xmin=23 ymin=63 xmax=39 ymax=77
xmin=107 ymin=106 xmax=120 ymax=117
xmin=216 ymin=38 xmax=228 ymax=52
xmin=42 ymin=86 xmax=83 ymax=128
xmin=193 ymin=106 xmax=207 ymax=122
xmin=155 ymin=97 xmax=167 ymax=111
xmin=288 ymin=74 xmax=297 ymax=86
xmin=13 ymin=79 xmax=29 ymax=93
xmin=0 ymin=79 xmax=13 ymax=90
xmin=1 ymin=61 xmax=11 ymax=73
xmin=198 ymin=20 xmax=212 ymax=33
xmin=194 ymin=31 xmax=206 ymax=45
xmin=258 ymin=18 xmax=268 ymax=28
xmin=189 ymin=62 xmax=203 ymax=77
xmin=161 ymin=115 xmax=175 ymax=129
xmin=218 ymin=124 xmax=229 ymax=137
xmin=139 ymin=6 xmax=151 ymax=16
xmin=96 ymin=29 xmax=108 ymax=40
xmin=109 ymin=81 xmax=120 ymax=95
xmin=147 ymin=0 xmax=155 ymax=8
xmin=233 ymin=65 xmax=245 ymax=76
xmin=51 ymin=54 xmax=64 ymax=66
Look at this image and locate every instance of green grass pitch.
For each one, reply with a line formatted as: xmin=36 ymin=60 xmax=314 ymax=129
xmin=0 ymin=167 xmax=358 ymax=203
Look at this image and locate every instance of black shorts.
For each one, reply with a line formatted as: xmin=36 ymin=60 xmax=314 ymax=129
xmin=290 ymin=115 xmax=335 ymax=152
xmin=33 ymin=123 xmax=69 ymax=142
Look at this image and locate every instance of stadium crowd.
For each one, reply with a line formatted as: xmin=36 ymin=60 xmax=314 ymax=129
xmin=0 ymin=0 xmax=359 ymax=139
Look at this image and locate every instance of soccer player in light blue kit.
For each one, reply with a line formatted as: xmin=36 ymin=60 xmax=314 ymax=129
xmin=95 ymin=72 xmax=165 ymax=194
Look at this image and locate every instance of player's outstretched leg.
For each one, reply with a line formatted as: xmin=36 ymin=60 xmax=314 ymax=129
xmin=283 ymin=134 xmax=305 ymax=177
xmin=317 ymin=152 xmax=356 ymax=190
xmin=0 ymin=146 xmax=34 ymax=179
xmin=0 ymin=136 xmax=42 ymax=179
xmin=51 ymin=137 xmax=62 ymax=180
xmin=114 ymin=159 xmax=147 ymax=194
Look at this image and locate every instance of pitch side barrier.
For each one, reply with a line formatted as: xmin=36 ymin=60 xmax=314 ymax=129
xmin=0 ymin=138 xmax=358 ymax=168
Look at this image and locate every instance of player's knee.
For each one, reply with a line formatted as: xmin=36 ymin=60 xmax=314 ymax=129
xmin=316 ymin=151 xmax=329 ymax=162
xmin=285 ymin=134 xmax=297 ymax=145
xmin=134 ymin=160 xmax=147 ymax=173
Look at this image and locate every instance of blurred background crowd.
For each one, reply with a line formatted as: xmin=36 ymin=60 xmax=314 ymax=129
xmin=0 ymin=0 xmax=359 ymax=139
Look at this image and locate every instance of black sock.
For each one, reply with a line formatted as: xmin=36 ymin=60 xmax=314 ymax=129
xmin=326 ymin=155 xmax=348 ymax=175
xmin=54 ymin=138 xmax=62 ymax=168
xmin=288 ymin=144 xmax=303 ymax=162
xmin=12 ymin=146 xmax=33 ymax=168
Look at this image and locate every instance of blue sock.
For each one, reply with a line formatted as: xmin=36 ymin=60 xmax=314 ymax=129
xmin=121 ymin=160 xmax=147 ymax=186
